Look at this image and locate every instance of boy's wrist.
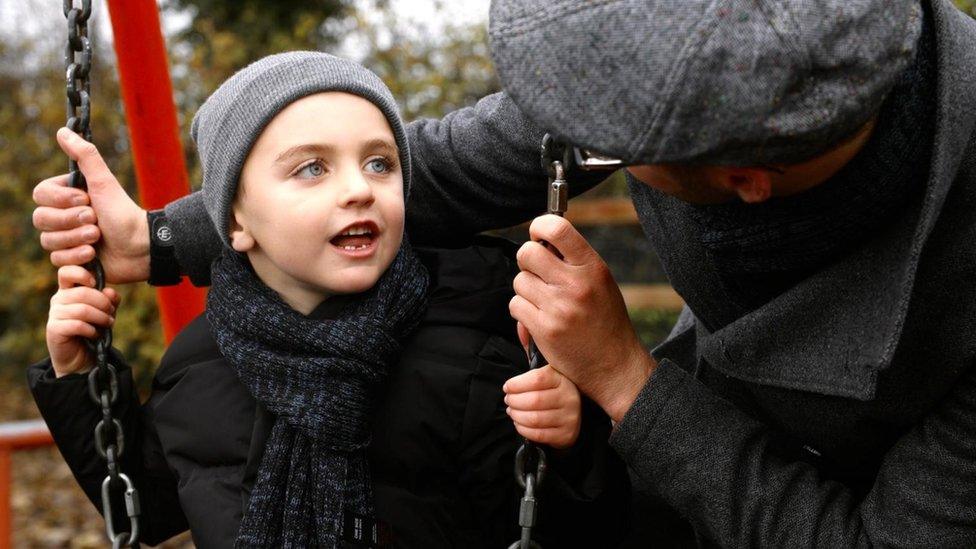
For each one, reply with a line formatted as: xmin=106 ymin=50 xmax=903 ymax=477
xmin=52 ymin=353 xmax=95 ymax=379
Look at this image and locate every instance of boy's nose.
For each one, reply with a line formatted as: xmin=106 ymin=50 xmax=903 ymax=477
xmin=337 ymin=172 xmax=375 ymax=208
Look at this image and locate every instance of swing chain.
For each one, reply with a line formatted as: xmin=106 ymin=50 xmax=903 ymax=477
xmin=507 ymin=134 xmax=572 ymax=549
xmin=63 ymin=2 xmax=141 ymax=546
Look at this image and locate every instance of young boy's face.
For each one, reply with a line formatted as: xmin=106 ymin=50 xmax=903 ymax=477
xmin=230 ymin=92 xmax=405 ymax=311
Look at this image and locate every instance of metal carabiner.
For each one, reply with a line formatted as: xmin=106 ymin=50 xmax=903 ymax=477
xmin=101 ymin=473 xmax=141 ymax=548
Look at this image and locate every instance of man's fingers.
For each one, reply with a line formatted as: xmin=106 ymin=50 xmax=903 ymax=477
xmin=33 ymin=174 xmax=88 ymax=208
xmin=103 ymin=287 xmax=122 ymax=308
xmin=40 ymin=225 xmax=100 ymax=251
xmin=527 ymin=215 xmax=594 ymax=266
xmin=508 ymin=294 xmax=542 ymax=340
xmin=50 ymin=245 xmax=96 ymax=267
xmin=516 ymin=321 xmax=530 ymax=352
xmin=33 ymin=205 xmax=95 ymax=232
xmin=515 ymin=241 xmax=564 ymax=285
xmin=57 ymin=265 xmax=95 ymax=289
xmin=56 ymin=128 xmax=115 ymax=192
xmin=512 ymin=270 xmax=552 ymax=309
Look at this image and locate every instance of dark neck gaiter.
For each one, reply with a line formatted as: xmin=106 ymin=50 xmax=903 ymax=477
xmin=207 ymin=242 xmax=429 ymax=548
xmin=686 ymin=13 xmax=937 ymax=321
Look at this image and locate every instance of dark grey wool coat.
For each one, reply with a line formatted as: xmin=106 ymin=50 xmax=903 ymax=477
xmin=158 ymin=1 xmax=976 ymax=546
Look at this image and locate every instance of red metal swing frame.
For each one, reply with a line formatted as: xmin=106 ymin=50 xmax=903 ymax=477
xmin=0 ymin=3 xmax=202 ymax=546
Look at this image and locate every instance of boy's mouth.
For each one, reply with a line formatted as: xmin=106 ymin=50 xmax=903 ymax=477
xmin=329 ymin=220 xmax=380 ymax=254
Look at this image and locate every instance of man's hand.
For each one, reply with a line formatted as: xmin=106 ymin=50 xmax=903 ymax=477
xmin=509 ymin=214 xmax=657 ymax=422
xmin=47 ymin=266 xmax=121 ymax=378
xmin=32 ymin=128 xmax=150 ymax=283
xmin=503 ymin=365 xmax=582 ymax=449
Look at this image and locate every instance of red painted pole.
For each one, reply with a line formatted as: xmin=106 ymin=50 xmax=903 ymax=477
xmin=0 ymin=420 xmax=54 ymax=549
xmin=105 ymin=0 xmax=206 ymax=342
xmin=0 ymin=446 xmax=10 ymax=549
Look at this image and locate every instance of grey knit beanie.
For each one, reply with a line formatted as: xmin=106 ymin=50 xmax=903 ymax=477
xmin=191 ymin=51 xmax=411 ymax=247
xmin=489 ymin=0 xmax=923 ymax=166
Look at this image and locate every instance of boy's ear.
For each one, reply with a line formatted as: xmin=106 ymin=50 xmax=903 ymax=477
xmin=716 ymin=167 xmax=773 ymax=204
xmin=228 ymin=205 xmax=255 ymax=252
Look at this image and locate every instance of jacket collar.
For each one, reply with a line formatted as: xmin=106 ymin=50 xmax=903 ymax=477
xmin=679 ymin=0 xmax=976 ymax=400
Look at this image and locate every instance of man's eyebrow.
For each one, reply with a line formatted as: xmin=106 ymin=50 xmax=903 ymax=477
xmin=273 ymin=143 xmax=336 ymax=165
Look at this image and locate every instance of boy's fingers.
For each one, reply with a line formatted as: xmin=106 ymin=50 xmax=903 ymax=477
xmin=32 ymin=174 xmax=88 ymax=208
xmin=57 ymin=265 xmax=96 ymax=289
xmin=503 ymin=365 xmax=560 ymax=394
xmin=56 ymin=302 xmax=114 ymax=327
xmin=40 ymin=224 xmax=100 ymax=251
xmin=32 ymin=205 xmax=95 ymax=232
xmin=506 ymin=408 xmax=568 ymax=429
xmin=504 ymin=388 xmax=563 ymax=411
xmin=56 ymin=287 xmax=115 ymax=313
xmin=50 ymin=318 xmax=98 ymax=340
xmin=512 ymin=424 xmax=559 ymax=446
xmin=50 ymin=245 xmax=96 ymax=267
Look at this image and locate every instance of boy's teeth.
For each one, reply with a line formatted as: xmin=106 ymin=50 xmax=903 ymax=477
xmin=341 ymin=227 xmax=372 ymax=236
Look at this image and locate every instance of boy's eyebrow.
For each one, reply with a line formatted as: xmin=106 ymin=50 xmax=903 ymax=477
xmin=273 ymin=143 xmax=336 ymax=165
xmin=272 ymin=139 xmax=398 ymax=165
xmin=362 ymin=138 xmax=398 ymax=155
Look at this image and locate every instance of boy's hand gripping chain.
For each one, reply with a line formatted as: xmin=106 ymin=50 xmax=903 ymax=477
xmin=509 ymin=134 xmax=568 ymax=549
xmin=63 ymin=2 xmax=141 ymax=547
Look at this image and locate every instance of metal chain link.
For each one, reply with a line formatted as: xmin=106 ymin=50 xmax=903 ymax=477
xmin=63 ymin=2 xmax=141 ymax=546
xmin=508 ymin=134 xmax=571 ymax=549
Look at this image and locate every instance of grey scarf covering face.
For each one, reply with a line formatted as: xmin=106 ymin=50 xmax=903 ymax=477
xmin=206 ymin=243 xmax=429 ymax=548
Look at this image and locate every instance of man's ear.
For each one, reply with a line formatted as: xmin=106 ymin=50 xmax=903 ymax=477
xmin=228 ymin=205 xmax=255 ymax=252
xmin=717 ymin=167 xmax=773 ymax=204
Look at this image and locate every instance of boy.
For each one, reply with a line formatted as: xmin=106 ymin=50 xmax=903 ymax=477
xmin=30 ymin=52 xmax=629 ymax=547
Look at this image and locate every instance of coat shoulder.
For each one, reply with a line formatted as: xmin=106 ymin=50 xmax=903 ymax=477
xmin=155 ymin=312 xmax=222 ymax=385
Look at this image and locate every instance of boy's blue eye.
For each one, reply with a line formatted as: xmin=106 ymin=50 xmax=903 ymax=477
xmin=365 ymin=158 xmax=390 ymax=173
xmin=296 ymin=161 xmax=325 ymax=179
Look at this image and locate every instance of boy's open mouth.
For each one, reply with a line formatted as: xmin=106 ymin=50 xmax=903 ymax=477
xmin=329 ymin=220 xmax=380 ymax=255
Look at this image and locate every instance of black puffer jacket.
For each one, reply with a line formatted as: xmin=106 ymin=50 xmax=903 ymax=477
xmin=29 ymin=237 xmax=631 ymax=548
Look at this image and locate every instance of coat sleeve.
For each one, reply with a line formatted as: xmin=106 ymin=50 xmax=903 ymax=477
xmin=457 ymin=334 xmax=631 ymax=548
xmin=162 ymin=91 xmax=606 ymax=286
xmin=27 ymin=352 xmax=189 ymax=546
xmin=609 ymin=358 xmax=976 ymax=547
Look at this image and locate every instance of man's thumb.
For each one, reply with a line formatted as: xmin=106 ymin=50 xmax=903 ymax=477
xmin=55 ymin=127 xmax=120 ymax=198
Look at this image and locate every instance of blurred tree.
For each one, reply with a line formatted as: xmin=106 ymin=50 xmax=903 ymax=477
xmin=344 ymin=1 xmax=500 ymax=120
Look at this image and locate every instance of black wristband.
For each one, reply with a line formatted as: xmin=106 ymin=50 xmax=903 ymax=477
xmin=148 ymin=209 xmax=183 ymax=286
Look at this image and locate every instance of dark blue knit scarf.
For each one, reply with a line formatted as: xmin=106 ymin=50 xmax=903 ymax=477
xmin=206 ymin=243 xmax=429 ymax=548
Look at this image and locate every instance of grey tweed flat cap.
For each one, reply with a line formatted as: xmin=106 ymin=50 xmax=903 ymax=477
xmin=489 ymin=0 xmax=923 ymax=166
xmin=191 ymin=51 xmax=411 ymax=247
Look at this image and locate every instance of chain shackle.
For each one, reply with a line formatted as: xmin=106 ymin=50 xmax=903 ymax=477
xmin=62 ymin=3 xmax=140 ymax=546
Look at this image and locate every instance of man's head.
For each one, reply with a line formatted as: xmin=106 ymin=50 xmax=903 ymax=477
xmin=489 ymin=0 xmax=921 ymax=202
xmin=191 ymin=52 xmax=410 ymax=311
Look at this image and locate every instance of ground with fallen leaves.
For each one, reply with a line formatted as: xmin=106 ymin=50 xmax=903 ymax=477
xmin=2 ymin=380 xmax=193 ymax=548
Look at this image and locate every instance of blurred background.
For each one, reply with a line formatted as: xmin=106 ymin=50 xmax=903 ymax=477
xmin=1 ymin=0 xmax=972 ymax=546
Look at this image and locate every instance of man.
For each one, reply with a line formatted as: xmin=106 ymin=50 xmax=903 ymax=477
xmin=33 ymin=0 xmax=976 ymax=545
